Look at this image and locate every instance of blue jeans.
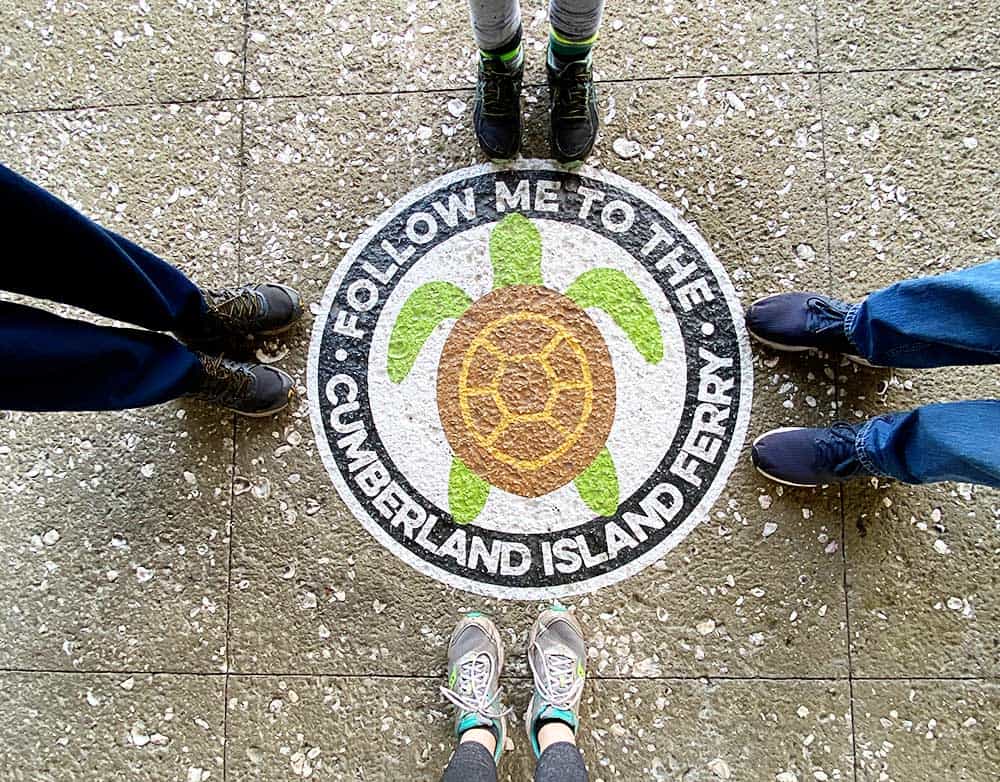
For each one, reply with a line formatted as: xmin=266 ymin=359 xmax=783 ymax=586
xmin=844 ymin=261 xmax=1000 ymax=487
xmin=0 ymin=165 xmax=206 ymax=411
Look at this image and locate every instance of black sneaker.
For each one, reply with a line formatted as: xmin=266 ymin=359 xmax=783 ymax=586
xmin=745 ymin=292 xmax=876 ymax=366
xmin=186 ymin=353 xmax=294 ymax=417
xmin=751 ymin=422 xmax=872 ymax=487
xmin=473 ymin=57 xmax=523 ymax=160
xmin=180 ymin=283 xmax=302 ymax=345
xmin=547 ymin=56 xmax=598 ymax=164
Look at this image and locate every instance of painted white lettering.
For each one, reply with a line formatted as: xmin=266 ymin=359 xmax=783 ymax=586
xmin=641 ymin=222 xmax=675 ymax=256
xmin=576 ymin=185 xmax=605 ymax=219
xmin=335 ymin=428 xmax=378 ymax=472
xmin=430 ymin=187 xmax=476 ymax=227
xmin=438 ymin=528 xmax=468 ymax=566
xmin=361 ymin=260 xmax=398 ymax=285
xmin=534 ymin=179 xmax=561 ymax=212
xmin=373 ymin=481 xmax=406 ymax=519
xmin=381 ymin=238 xmax=415 ymax=267
xmin=356 ymin=460 xmax=391 ymax=497
xmin=468 ymin=536 xmax=502 ymax=575
xmin=604 ymin=521 xmax=639 ymax=560
xmin=346 ymin=278 xmax=378 ymax=312
xmin=500 ymin=542 xmax=531 ymax=576
xmin=676 ymin=277 xmax=715 ymax=311
xmin=553 ymin=538 xmax=582 ymax=574
xmin=333 ymin=309 xmax=364 ymax=339
xmin=325 ymin=373 xmax=358 ymax=406
xmin=495 ymin=180 xmax=530 ymax=212
xmin=622 ymin=483 xmax=683 ymax=542
xmin=601 ymin=200 xmax=635 ymax=233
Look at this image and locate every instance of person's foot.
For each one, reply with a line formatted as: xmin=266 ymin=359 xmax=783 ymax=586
xmin=181 ymin=283 xmax=302 ymax=345
xmin=186 ymin=353 xmax=294 ymax=417
xmin=745 ymin=292 xmax=875 ymax=366
xmin=525 ymin=606 xmax=587 ymax=758
xmin=547 ymin=55 xmax=598 ymax=164
xmin=751 ymin=422 xmax=872 ymax=487
xmin=473 ymin=57 xmax=523 ymax=160
xmin=441 ymin=612 xmax=509 ymax=764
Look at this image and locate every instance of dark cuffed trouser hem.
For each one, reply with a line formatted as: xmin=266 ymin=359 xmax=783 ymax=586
xmin=441 ymin=741 xmax=498 ymax=782
xmin=0 ymin=300 xmax=204 ymax=412
xmin=536 ymin=742 xmax=589 ymax=782
xmin=854 ymin=416 xmax=895 ymax=481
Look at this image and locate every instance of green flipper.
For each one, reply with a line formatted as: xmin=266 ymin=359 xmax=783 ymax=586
xmin=489 ymin=213 xmax=544 ymax=289
xmin=574 ymin=448 xmax=619 ymax=516
xmin=387 ymin=281 xmax=472 ymax=383
xmin=449 ymin=457 xmax=490 ymax=524
xmin=564 ymin=268 xmax=664 ymax=364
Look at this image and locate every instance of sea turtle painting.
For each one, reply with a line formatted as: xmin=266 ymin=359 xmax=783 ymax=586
xmin=387 ymin=213 xmax=664 ymax=523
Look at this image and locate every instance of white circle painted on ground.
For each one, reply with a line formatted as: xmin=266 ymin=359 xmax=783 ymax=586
xmin=308 ymin=161 xmax=753 ymax=600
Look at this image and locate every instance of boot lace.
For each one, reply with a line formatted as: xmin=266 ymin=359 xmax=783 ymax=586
xmin=190 ymin=355 xmax=254 ymax=407
xmin=203 ymin=286 xmax=264 ymax=328
xmin=816 ymin=422 xmax=863 ymax=478
xmin=529 ymin=642 xmax=584 ymax=712
xmin=440 ymin=653 xmax=511 ymax=722
xmin=480 ymin=61 xmax=520 ymax=117
xmin=805 ymin=295 xmax=850 ymax=335
xmin=552 ymin=63 xmax=592 ymax=121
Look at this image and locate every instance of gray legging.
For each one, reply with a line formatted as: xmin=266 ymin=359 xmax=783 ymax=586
xmin=441 ymin=741 xmax=589 ymax=782
xmin=467 ymin=0 xmax=604 ymax=51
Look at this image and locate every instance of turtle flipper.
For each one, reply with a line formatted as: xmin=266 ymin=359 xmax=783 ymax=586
xmin=564 ymin=268 xmax=663 ymax=364
xmin=387 ymin=281 xmax=472 ymax=383
xmin=574 ymin=448 xmax=619 ymax=516
xmin=489 ymin=213 xmax=544 ymax=289
xmin=449 ymin=456 xmax=490 ymax=524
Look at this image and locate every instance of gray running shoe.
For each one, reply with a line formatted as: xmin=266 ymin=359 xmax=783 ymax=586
xmin=441 ymin=612 xmax=509 ymax=763
xmin=524 ymin=606 xmax=587 ymax=758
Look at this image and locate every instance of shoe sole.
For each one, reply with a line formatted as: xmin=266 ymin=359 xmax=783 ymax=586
xmin=750 ymin=427 xmax=822 ymax=488
xmin=746 ymin=296 xmax=882 ymax=368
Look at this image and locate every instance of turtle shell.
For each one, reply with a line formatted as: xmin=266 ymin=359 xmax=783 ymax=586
xmin=436 ymin=285 xmax=616 ymax=498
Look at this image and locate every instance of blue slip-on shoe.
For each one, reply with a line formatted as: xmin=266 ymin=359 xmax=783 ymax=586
xmin=751 ymin=422 xmax=873 ymax=487
xmin=745 ymin=292 xmax=877 ymax=366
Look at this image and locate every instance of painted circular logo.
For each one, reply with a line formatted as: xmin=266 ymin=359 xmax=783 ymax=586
xmin=308 ymin=162 xmax=752 ymax=599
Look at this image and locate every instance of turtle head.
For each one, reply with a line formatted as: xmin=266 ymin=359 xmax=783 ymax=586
xmin=490 ymin=213 xmax=544 ymax=290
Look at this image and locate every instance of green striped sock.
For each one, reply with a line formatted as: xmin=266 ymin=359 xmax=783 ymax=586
xmin=548 ymin=28 xmax=597 ymax=65
xmin=481 ymin=40 xmax=523 ymax=69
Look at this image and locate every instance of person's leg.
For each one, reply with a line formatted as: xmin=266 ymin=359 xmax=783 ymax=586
xmin=846 ymin=260 xmax=1000 ymax=368
xmin=0 ymin=165 xmax=302 ymax=343
xmin=535 ymin=739 xmax=589 ymax=782
xmin=0 ymin=300 xmax=294 ymax=414
xmin=745 ymin=260 xmax=1000 ymax=369
xmin=440 ymin=614 xmax=509 ymax=778
xmin=0 ymin=300 xmax=202 ymax=411
xmin=750 ymin=401 xmax=1000 ymax=488
xmin=525 ymin=607 xmax=589 ymax=780
xmin=467 ymin=0 xmax=524 ymax=159
xmin=857 ymin=401 xmax=1000 ymax=487
xmin=467 ymin=0 xmax=522 ymax=56
xmin=546 ymin=0 xmax=603 ymax=163
xmin=441 ymin=738 xmax=499 ymax=782
xmin=0 ymin=164 xmax=205 ymax=333
xmin=548 ymin=0 xmax=604 ymax=65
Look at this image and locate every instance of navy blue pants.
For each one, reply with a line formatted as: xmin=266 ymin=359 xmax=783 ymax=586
xmin=0 ymin=165 xmax=207 ymax=411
